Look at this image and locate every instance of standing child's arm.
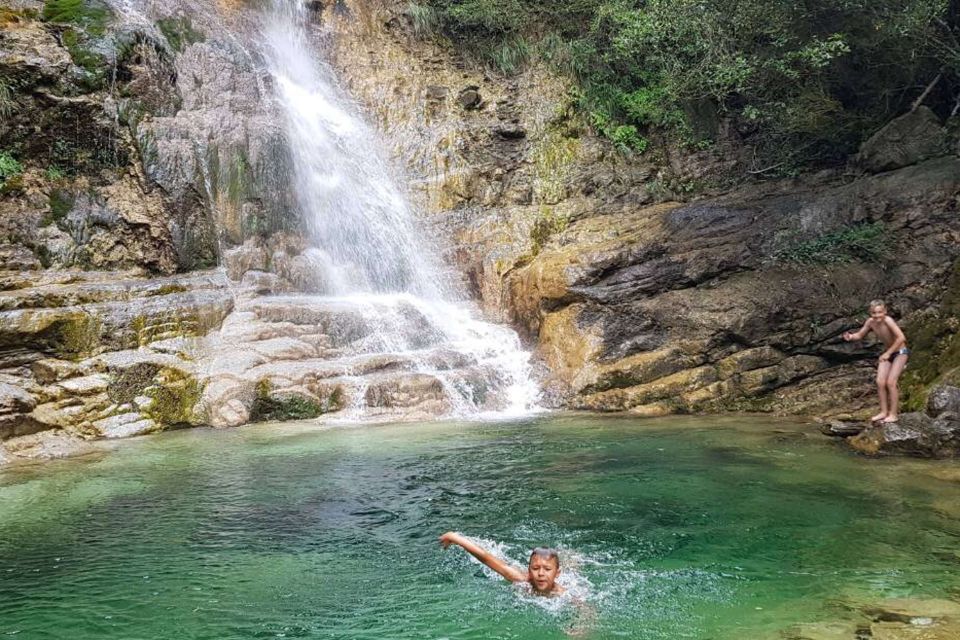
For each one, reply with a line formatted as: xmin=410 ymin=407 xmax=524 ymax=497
xmin=843 ymin=319 xmax=872 ymax=342
xmin=439 ymin=532 xmax=527 ymax=583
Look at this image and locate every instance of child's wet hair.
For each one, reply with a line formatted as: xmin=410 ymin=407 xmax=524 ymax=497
xmin=869 ymin=299 xmax=886 ymax=311
xmin=528 ymin=547 xmax=560 ymax=567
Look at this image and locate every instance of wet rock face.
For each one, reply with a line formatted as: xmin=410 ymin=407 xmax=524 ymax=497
xmin=0 ymin=8 xmax=184 ymax=275
xmin=504 ymin=157 xmax=960 ymax=415
xmin=135 ymin=34 xmax=297 ymax=261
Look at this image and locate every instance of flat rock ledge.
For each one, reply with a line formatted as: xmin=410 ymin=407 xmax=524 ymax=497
xmin=0 ymin=270 xmax=519 ymax=466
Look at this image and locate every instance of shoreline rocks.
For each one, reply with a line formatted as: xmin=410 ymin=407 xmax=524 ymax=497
xmin=821 ymin=384 xmax=960 ymax=458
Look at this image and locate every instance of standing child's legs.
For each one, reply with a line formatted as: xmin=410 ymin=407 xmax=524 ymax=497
xmin=873 ymin=360 xmax=892 ymax=422
xmin=882 ymin=354 xmax=909 ymax=422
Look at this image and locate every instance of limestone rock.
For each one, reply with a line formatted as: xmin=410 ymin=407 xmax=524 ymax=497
xmin=849 ymin=412 xmax=960 ymax=457
xmin=868 ymin=619 xmax=960 ymax=639
xmin=0 ymin=246 xmax=42 ymax=271
xmin=1 ymin=429 xmax=92 ymax=462
xmin=425 ymin=85 xmax=448 ymax=101
xmin=92 ymin=412 xmax=159 ymax=439
xmin=0 ymin=380 xmax=41 ymax=439
xmin=926 ymin=385 xmax=960 ymax=419
xmin=0 ymin=18 xmax=72 ymax=83
xmin=856 ymin=107 xmax=947 ymax=173
xmin=224 ymin=239 xmax=269 ymax=281
xmin=818 ymin=420 xmax=864 ymax=437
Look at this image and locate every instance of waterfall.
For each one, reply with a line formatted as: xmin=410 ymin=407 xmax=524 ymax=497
xmin=262 ymin=0 xmax=443 ymax=297
xmin=251 ymin=0 xmax=539 ymax=416
xmin=104 ymin=0 xmax=539 ymax=420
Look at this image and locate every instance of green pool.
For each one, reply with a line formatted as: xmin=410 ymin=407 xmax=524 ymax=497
xmin=1 ymin=415 xmax=958 ymax=639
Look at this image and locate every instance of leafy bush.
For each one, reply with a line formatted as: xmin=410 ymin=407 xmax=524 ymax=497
xmin=45 ymin=165 xmax=66 ymax=181
xmin=775 ymin=222 xmax=888 ymax=265
xmin=420 ymin=0 xmax=958 ymax=167
xmin=0 ymin=151 xmax=23 ymax=183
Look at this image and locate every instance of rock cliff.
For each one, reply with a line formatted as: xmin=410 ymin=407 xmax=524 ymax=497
xmin=321 ymin=0 xmax=960 ymax=421
xmin=2 ymin=0 xmax=960 ymax=463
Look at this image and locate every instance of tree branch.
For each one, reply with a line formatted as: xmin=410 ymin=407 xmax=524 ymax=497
xmin=910 ymin=73 xmax=942 ymax=112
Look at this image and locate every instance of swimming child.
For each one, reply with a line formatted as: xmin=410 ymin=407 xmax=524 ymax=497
xmin=438 ymin=531 xmax=565 ymax=596
xmin=843 ymin=299 xmax=910 ymax=423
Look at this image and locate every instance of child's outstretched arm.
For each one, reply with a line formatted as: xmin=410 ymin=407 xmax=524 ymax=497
xmin=843 ymin=319 xmax=871 ymax=341
xmin=439 ymin=532 xmax=526 ymax=583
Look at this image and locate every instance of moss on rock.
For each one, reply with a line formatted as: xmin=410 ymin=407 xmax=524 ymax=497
xmin=144 ymin=367 xmax=201 ymax=426
xmin=251 ymin=380 xmax=345 ymax=421
xmin=48 ymin=311 xmax=101 ymax=359
xmin=900 ymin=261 xmax=960 ymax=411
xmin=156 ymin=16 xmax=204 ymax=53
xmin=42 ymin=0 xmax=110 ymax=33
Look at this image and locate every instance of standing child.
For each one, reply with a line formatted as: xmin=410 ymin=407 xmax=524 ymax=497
xmin=843 ymin=299 xmax=910 ymax=423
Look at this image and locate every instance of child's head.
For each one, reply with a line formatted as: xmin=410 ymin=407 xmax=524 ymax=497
xmin=527 ymin=547 xmax=561 ymax=593
xmin=869 ymin=299 xmax=887 ymax=320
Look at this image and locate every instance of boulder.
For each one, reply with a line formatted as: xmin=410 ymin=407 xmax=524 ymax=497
xmin=457 ymin=87 xmax=482 ymax=110
xmin=849 ymin=412 xmax=960 ymax=457
xmin=926 ymin=384 xmax=960 ymax=418
xmin=855 ymin=106 xmax=947 ymax=173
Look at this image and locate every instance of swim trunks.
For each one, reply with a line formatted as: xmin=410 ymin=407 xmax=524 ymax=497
xmin=889 ymin=347 xmax=911 ymax=362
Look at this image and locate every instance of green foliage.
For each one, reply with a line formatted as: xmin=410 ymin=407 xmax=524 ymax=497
xmin=45 ymin=165 xmax=66 ymax=181
xmin=0 ymin=151 xmax=23 ymax=184
xmin=421 ymin=0 xmax=957 ymax=167
xmin=156 ymin=16 xmax=204 ymax=53
xmin=406 ymin=2 xmax=439 ymax=36
xmin=42 ymin=0 xmax=109 ymax=34
xmin=776 ymin=222 xmax=888 ymax=265
xmin=43 ymin=0 xmax=113 ymax=89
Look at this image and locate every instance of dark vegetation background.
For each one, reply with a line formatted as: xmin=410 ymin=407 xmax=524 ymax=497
xmin=409 ymin=0 xmax=960 ymax=172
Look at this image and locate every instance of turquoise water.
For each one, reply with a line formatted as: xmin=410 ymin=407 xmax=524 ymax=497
xmin=1 ymin=415 xmax=958 ymax=639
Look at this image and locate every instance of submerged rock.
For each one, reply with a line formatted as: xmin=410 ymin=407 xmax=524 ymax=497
xmin=818 ymin=420 xmax=864 ymax=438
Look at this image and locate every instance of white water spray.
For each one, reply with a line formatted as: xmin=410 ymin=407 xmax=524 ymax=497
xmin=260 ymin=0 xmax=539 ymax=416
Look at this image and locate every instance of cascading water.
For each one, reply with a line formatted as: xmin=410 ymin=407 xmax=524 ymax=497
xmin=254 ymin=0 xmax=539 ymax=416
